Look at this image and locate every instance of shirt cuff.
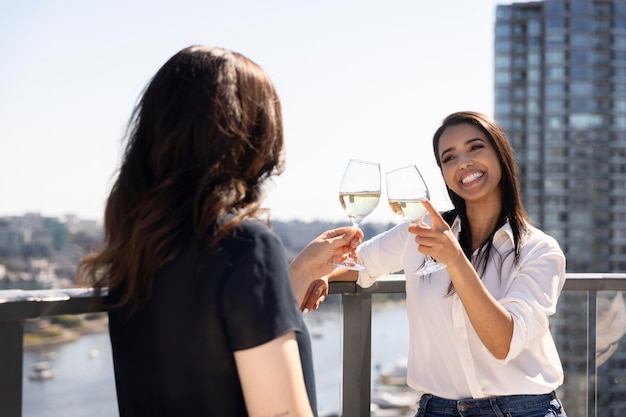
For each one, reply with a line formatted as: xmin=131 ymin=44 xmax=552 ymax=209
xmin=356 ymin=270 xmax=378 ymax=288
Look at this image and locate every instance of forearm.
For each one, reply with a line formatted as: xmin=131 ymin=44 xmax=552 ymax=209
xmin=446 ymin=257 xmax=513 ymax=360
xmin=326 ymin=267 xmax=358 ymax=283
xmin=289 ymin=260 xmax=313 ymax=306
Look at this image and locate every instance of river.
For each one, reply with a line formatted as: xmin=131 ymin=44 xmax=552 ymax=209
xmin=23 ymin=300 xmax=414 ymax=416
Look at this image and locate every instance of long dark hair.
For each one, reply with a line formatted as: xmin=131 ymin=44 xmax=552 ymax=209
xmin=433 ymin=111 xmax=530 ymax=278
xmin=77 ymin=46 xmax=284 ymax=307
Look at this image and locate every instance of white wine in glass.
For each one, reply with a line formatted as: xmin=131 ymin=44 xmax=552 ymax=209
xmin=386 ymin=165 xmax=447 ymax=276
xmin=334 ymin=159 xmax=381 ymax=270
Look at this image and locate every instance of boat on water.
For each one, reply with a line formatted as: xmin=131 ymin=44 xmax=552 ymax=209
xmin=39 ymin=351 xmax=57 ymax=361
xmin=29 ymin=361 xmax=54 ymax=381
xmin=309 ymin=327 xmax=324 ymax=338
xmin=376 ymin=358 xmax=408 ymax=387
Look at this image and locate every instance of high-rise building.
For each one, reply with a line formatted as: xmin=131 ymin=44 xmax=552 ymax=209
xmin=494 ymin=2 xmax=626 ymax=416
xmin=494 ymin=0 xmax=626 ymax=273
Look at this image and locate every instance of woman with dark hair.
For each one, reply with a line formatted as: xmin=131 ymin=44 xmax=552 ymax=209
xmin=305 ymin=111 xmax=568 ymax=416
xmin=77 ymin=45 xmax=362 ymax=417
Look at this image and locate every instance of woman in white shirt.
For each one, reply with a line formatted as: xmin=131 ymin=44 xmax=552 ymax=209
xmin=305 ymin=111 xmax=568 ymax=416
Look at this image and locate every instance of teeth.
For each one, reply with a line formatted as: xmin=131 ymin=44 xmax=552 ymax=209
xmin=462 ymin=172 xmax=483 ymax=184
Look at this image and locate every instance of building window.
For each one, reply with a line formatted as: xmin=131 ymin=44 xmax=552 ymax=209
xmin=527 ymin=100 xmax=540 ymax=115
xmin=528 ymin=51 xmax=541 ymax=66
xmin=546 ymin=1 xmax=566 ymax=15
xmin=546 ymin=131 xmax=566 ymax=142
xmin=548 ymin=116 xmax=564 ymax=129
xmin=528 ymin=19 xmax=541 ymax=36
xmin=495 ymin=71 xmax=511 ymax=84
xmin=513 ymin=56 xmax=527 ymax=68
xmin=570 ymin=34 xmax=590 ymax=48
xmin=513 ymin=117 xmax=525 ymax=130
xmin=547 ymin=66 xmax=566 ymax=81
xmin=570 ymin=99 xmax=589 ymax=112
xmin=495 ymin=40 xmax=512 ymax=53
xmin=592 ymin=33 xmax=611 ymax=47
xmin=572 ymin=50 xmax=588 ymax=66
xmin=495 ymin=55 xmax=511 ymax=68
xmin=570 ymin=113 xmax=606 ymax=128
xmin=495 ymin=24 xmax=511 ymax=37
xmin=498 ymin=103 xmax=512 ymax=115
xmin=546 ymin=83 xmax=565 ymax=96
xmin=547 ymin=50 xmax=566 ymax=64
xmin=526 ymin=68 xmax=541 ymax=83
xmin=593 ymin=3 xmax=612 ymax=17
xmin=570 ymin=82 xmax=592 ymax=97
xmin=570 ymin=66 xmax=589 ymax=80
xmin=591 ymin=49 xmax=611 ymax=64
xmin=495 ymin=86 xmax=510 ymax=100
xmin=592 ymin=66 xmax=611 ymax=80
xmin=549 ymin=147 xmax=566 ymax=157
xmin=528 ymin=85 xmax=540 ymax=98
xmin=570 ymin=18 xmax=591 ymax=31
xmin=546 ymin=99 xmax=563 ymax=112
xmin=546 ymin=33 xmax=566 ymax=45
xmin=546 ymin=18 xmax=565 ymax=29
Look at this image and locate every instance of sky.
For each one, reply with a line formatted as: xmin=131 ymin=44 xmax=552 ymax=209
xmin=0 ymin=0 xmax=506 ymax=224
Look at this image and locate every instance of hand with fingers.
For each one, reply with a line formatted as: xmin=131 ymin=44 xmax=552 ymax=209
xmin=301 ymin=277 xmax=330 ymax=313
xmin=289 ymin=227 xmax=363 ymax=312
xmin=408 ymin=199 xmax=462 ymax=268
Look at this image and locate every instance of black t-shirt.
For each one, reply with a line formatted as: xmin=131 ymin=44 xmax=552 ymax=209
xmin=108 ymin=220 xmax=317 ymax=416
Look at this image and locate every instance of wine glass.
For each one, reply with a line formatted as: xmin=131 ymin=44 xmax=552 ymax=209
xmin=385 ymin=165 xmax=447 ymax=276
xmin=333 ymin=159 xmax=381 ymax=270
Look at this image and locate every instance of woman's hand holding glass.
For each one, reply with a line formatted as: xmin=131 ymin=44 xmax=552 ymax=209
xmin=290 ymin=227 xmax=363 ymax=312
xmin=385 ymin=165 xmax=447 ymax=276
xmin=408 ymin=198 xmax=462 ymax=270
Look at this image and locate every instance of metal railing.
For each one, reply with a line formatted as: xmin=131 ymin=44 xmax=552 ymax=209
xmin=1 ymin=274 xmax=626 ymax=417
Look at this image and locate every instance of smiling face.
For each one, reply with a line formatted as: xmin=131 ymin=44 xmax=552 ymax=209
xmin=437 ymin=123 xmax=502 ymax=206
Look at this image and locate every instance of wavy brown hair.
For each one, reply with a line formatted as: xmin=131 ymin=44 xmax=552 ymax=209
xmin=77 ymin=46 xmax=284 ymax=307
xmin=433 ymin=111 xmax=530 ymax=278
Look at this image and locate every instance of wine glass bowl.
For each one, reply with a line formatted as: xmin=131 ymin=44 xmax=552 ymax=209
xmin=385 ymin=165 xmax=447 ymax=276
xmin=387 ymin=199 xmax=428 ymax=223
xmin=339 ymin=191 xmax=381 ymax=226
xmin=334 ymin=159 xmax=381 ymax=271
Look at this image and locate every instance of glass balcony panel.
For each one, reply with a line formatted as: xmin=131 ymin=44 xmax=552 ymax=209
xmin=2 ymin=276 xmax=626 ymax=417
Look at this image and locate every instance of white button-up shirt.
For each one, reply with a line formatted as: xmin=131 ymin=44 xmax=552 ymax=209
xmin=357 ymin=216 xmax=566 ymax=399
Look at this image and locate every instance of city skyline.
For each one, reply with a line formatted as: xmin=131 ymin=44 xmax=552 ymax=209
xmin=1 ymin=0 xmax=503 ymax=223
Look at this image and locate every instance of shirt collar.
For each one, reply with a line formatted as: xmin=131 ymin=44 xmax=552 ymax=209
xmin=449 ymin=214 xmax=516 ymax=247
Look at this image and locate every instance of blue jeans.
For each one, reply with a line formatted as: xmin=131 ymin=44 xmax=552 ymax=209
xmin=415 ymin=391 xmax=567 ymax=417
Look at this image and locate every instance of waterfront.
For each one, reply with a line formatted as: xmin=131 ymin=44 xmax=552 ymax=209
xmin=22 ymin=299 xmax=415 ymax=417
xmin=23 ymin=332 xmax=117 ymax=417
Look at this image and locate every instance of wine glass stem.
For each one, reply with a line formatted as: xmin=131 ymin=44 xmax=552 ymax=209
xmin=350 ymin=216 xmax=363 ymax=229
